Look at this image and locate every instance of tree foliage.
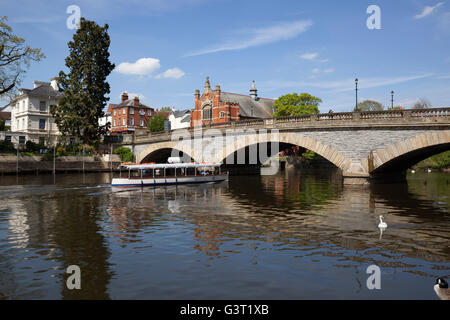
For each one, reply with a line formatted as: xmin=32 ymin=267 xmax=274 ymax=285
xmin=273 ymin=93 xmax=321 ymax=117
xmin=413 ymin=98 xmax=432 ymax=109
xmin=354 ymin=100 xmax=383 ymax=112
xmin=0 ymin=16 xmax=44 ymax=99
xmin=0 ymin=118 xmax=5 ymax=131
xmin=51 ymin=18 xmax=115 ymax=145
xmin=148 ymin=113 xmax=166 ymax=132
xmin=159 ymin=106 xmax=171 ymax=112
xmin=114 ymin=147 xmax=133 ymax=162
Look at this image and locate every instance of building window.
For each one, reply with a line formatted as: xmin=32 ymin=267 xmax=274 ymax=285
xmin=113 ymin=109 xmax=116 ymax=116
xmin=39 ymin=137 xmax=45 ymax=146
xmin=40 ymin=101 xmax=46 ymax=112
xmin=129 ymin=118 xmax=134 ymax=125
xmin=113 ymin=119 xmax=116 ymax=127
xmin=147 ymin=110 xmax=151 ymax=116
xmin=122 ymin=108 xmax=125 ymax=115
xmin=140 ymin=119 xmax=144 ymax=127
xmin=130 ymin=107 xmax=134 ymax=114
xmin=39 ymin=119 xmax=46 ymax=129
xmin=122 ymin=118 xmax=125 ymax=126
xmin=219 ymin=111 xmax=225 ymax=119
xmin=202 ymin=105 xmax=212 ymax=120
xmin=5 ymin=136 xmax=11 ymax=142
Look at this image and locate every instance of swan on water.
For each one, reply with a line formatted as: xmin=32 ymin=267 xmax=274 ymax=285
xmin=378 ymin=215 xmax=387 ymax=229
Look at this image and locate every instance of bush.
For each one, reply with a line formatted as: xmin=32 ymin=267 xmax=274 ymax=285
xmin=114 ymin=147 xmax=133 ymax=162
xmin=0 ymin=140 xmax=16 ymax=153
xmin=41 ymin=151 xmax=54 ymax=161
xmin=56 ymin=147 xmax=66 ymax=156
xmin=25 ymin=140 xmax=45 ymax=153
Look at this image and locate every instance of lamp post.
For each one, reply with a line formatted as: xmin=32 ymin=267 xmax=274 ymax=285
xmin=391 ymin=91 xmax=394 ymax=109
xmin=355 ymin=78 xmax=359 ymax=110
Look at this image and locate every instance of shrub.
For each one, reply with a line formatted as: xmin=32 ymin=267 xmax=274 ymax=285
xmin=114 ymin=147 xmax=133 ymax=162
xmin=41 ymin=152 xmax=54 ymax=161
xmin=0 ymin=140 xmax=16 ymax=153
xmin=56 ymin=147 xmax=67 ymax=156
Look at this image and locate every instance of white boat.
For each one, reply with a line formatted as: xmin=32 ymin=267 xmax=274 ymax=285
xmin=111 ymin=162 xmax=228 ymax=187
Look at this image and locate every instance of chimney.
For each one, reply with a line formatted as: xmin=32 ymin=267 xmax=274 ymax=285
xmin=133 ymin=96 xmax=139 ymax=106
xmin=50 ymin=77 xmax=59 ymax=91
xmin=121 ymin=91 xmax=129 ymax=103
xmin=250 ymin=80 xmax=258 ymax=100
xmin=195 ymin=89 xmax=200 ymax=99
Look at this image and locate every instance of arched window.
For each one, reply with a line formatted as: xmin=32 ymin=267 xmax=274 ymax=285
xmin=202 ymin=105 xmax=212 ymax=120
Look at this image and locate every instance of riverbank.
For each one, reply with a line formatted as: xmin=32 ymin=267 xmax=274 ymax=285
xmin=412 ymin=151 xmax=450 ymax=172
xmin=0 ymin=154 xmax=122 ymax=175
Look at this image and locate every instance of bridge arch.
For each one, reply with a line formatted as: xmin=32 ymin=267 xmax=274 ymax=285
xmin=371 ymin=130 xmax=450 ymax=174
xmin=136 ymin=140 xmax=197 ymax=164
xmin=217 ymin=131 xmax=353 ymax=172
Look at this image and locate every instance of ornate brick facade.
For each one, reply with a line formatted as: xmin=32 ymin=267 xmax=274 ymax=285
xmin=110 ymin=92 xmax=154 ymax=133
xmin=191 ymin=77 xmax=274 ymax=127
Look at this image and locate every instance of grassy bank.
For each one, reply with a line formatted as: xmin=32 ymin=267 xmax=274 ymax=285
xmin=413 ymin=151 xmax=450 ymax=170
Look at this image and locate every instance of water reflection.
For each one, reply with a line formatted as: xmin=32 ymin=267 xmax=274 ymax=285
xmin=0 ymin=169 xmax=448 ymax=299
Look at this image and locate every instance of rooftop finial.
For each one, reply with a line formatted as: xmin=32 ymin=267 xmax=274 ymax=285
xmin=204 ymin=76 xmax=211 ymax=93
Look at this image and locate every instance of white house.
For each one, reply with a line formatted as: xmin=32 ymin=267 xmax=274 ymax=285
xmin=168 ymin=108 xmax=191 ymax=130
xmin=99 ymin=104 xmax=112 ymax=129
xmin=10 ymin=77 xmax=63 ymax=146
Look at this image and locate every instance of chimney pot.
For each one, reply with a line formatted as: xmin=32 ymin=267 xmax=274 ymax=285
xmin=121 ymin=91 xmax=129 ymax=103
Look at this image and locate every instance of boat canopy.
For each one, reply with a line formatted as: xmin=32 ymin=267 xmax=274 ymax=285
xmin=121 ymin=163 xmax=222 ymax=170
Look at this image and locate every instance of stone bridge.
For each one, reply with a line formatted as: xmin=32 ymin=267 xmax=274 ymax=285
xmin=122 ymin=108 xmax=450 ymax=184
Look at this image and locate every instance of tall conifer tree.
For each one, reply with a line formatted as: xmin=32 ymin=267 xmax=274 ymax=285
xmin=52 ymin=18 xmax=115 ymax=144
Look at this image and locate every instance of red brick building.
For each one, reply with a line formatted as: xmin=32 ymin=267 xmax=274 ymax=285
xmin=191 ymin=77 xmax=274 ymax=127
xmin=110 ymin=92 xmax=154 ymax=133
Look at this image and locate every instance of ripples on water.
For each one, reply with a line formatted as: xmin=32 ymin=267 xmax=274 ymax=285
xmin=0 ymin=169 xmax=448 ymax=299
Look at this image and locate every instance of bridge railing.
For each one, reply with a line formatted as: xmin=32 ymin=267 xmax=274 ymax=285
xmin=130 ymin=107 xmax=450 ymax=143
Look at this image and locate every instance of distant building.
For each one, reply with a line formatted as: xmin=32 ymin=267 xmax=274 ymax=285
xmin=10 ymin=77 xmax=63 ymax=145
xmin=99 ymin=104 xmax=112 ymax=129
xmin=168 ymin=108 xmax=190 ymax=130
xmin=0 ymin=111 xmax=11 ymax=127
xmin=110 ymin=92 xmax=154 ymax=134
xmin=191 ymin=77 xmax=274 ymax=127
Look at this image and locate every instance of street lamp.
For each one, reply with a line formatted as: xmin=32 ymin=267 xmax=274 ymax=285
xmin=391 ymin=91 xmax=394 ymax=109
xmin=355 ymin=78 xmax=359 ymax=110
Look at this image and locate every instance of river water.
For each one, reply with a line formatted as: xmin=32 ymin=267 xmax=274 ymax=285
xmin=0 ymin=168 xmax=448 ymax=299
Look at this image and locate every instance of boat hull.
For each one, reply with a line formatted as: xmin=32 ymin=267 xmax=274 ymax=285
xmin=111 ymin=173 xmax=228 ymax=187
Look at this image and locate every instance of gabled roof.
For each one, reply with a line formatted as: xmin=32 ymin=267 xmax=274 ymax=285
xmin=111 ymin=99 xmax=153 ymax=110
xmin=17 ymin=83 xmax=64 ymax=99
xmin=220 ymin=92 xmax=274 ymax=118
xmin=170 ymin=109 xmax=190 ymax=118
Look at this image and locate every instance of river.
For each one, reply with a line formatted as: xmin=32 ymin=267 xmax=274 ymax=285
xmin=0 ymin=168 xmax=449 ymax=299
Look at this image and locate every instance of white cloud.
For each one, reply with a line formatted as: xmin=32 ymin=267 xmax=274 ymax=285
xmin=300 ymin=52 xmax=318 ymax=60
xmin=115 ymin=57 xmax=161 ymax=75
xmin=155 ymin=68 xmax=185 ymax=79
xmin=414 ymin=2 xmax=445 ymax=19
xmin=185 ymin=20 xmax=313 ymax=56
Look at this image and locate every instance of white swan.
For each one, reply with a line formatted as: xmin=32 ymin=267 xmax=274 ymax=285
xmin=434 ymin=278 xmax=449 ymax=300
xmin=411 ymin=169 xmax=416 ymax=174
xmin=427 ymin=168 xmax=432 ymax=173
xmin=378 ymin=215 xmax=387 ymax=229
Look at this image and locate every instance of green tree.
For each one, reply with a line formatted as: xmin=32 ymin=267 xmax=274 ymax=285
xmin=273 ymin=93 xmax=321 ymax=117
xmin=148 ymin=113 xmax=166 ymax=132
xmin=0 ymin=118 xmax=5 ymax=131
xmin=114 ymin=147 xmax=133 ymax=162
xmin=354 ymin=100 xmax=383 ymax=112
xmin=388 ymin=105 xmax=403 ymax=110
xmin=0 ymin=16 xmax=44 ymax=99
xmin=51 ymin=18 xmax=115 ymax=145
xmin=159 ymin=106 xmax=171 ymax=112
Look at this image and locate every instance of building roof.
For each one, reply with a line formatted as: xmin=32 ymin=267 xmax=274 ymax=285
xmin=220 ymin=92 xmax=274 ymax=118
xmin=0 ymin=112 xmax=11 ymax=121
xmin=181 ymin=114 xmax=191 ymax=123
xmin=17 ymin=83 xmax=64 ymax=99
xmin=170 ymin=109 xmax=190 ymax=118
xmin=111 ymin=99 xmax=153 ymax=110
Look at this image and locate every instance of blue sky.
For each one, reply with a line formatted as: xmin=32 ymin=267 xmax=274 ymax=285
xmin=1 ymin=0 xmax=450 ymax=112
